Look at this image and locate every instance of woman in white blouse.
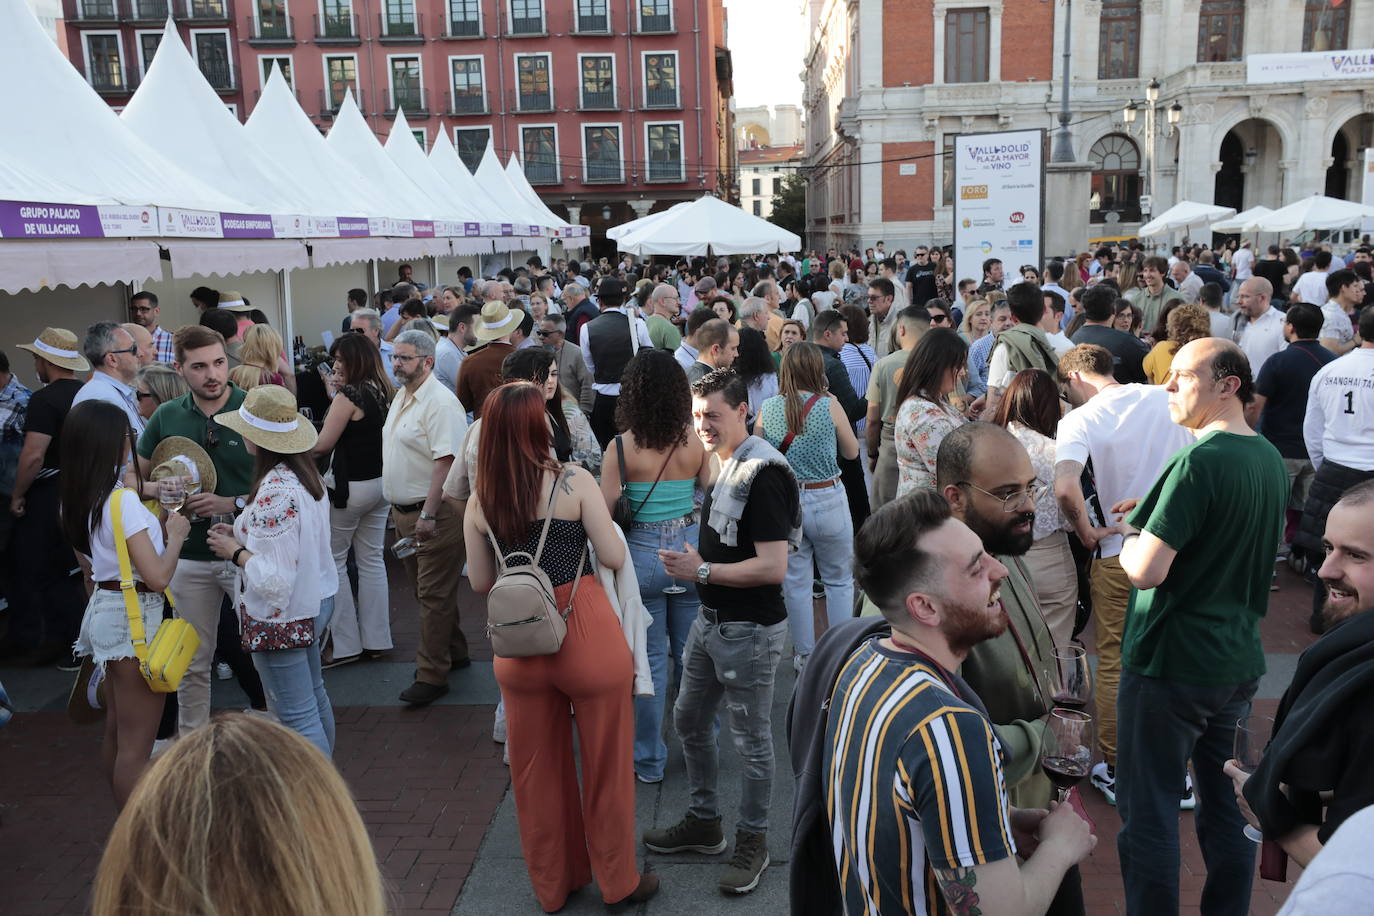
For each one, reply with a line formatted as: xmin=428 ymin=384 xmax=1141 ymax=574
xmin=207 ymin=386 xmax=338 ymax=756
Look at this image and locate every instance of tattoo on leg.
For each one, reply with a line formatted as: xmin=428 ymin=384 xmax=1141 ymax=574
xmin=934 ymin=866 xmax=982 ymax=916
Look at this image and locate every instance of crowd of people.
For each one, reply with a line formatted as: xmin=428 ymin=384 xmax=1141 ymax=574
xmin=0 ymin=235 xmax=1371 ymax=915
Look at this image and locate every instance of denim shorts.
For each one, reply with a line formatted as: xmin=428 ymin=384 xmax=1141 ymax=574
xmin=74 ymin=588 xmax=165 ymax=669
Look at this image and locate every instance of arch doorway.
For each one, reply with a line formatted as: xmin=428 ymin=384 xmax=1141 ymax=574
xmin=1327 ymin=114 xmax=1374 ymax=200
xmin=1214 ymin=119 xmax=1284 ymax=212
xmin=1089 ymin=134 xmax=1142 ymax=223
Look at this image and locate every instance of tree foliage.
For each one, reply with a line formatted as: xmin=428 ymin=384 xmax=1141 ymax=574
xmin=769 ymin=171 xmax=806 ymax=239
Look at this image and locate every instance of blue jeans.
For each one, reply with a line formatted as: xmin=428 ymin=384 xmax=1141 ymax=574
xmin=628 ymin=517 xmax=700 ymax=782
xmin=783 ymin=482 xmax=854 ymax=660
xmin=251 ymin=597 xmax=336 ymax=758
xmin=1116 ymin=670 xmax=1258 ymax=916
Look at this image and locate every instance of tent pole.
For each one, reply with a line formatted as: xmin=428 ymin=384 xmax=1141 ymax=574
xmin=371 ymin=258 xmax=379 ymax=297
xmin=281 ymin=268 xmax=296 ymax=372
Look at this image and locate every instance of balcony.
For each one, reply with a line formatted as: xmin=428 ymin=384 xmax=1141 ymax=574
xmin=177 ymin=0 xmax=229 ymax=22
xmin=446 ymin=88 xmax=488 ymax=115
xmin=507 ymin=14 xmax=544 ymax=36
xmin=638 ymin=10 xmax=672 ymax=33
xmin=318 ymin=87 xmax=366 ymax=119
xmin=90 ymin=68 xmax=133 ymax=96
xmin=574 ymin=11 xmax=609 ymax=33
xmin=444 ymin=17 xmax=481 ymax=38
xmin=313 ymin=12 xmax=360 ymax=43
xmin=578 ymin=85 xmax=619 ymax=111
xmin=199 ymin=62 xmax=236 ymax=93
xmin=245 ymin=13 xmax=295 ymax=45
xmin=127 ymin=0 xmax=169 ymax=22
xmin=378 ymin=11 xmax=425 ymax=43
xmin=523 ymin=157 xmax=559 ymax=185
xmin=583 ymin=157 xmax=623 ymax=183
xmin=73 ymin=0 xmax=118 ymax=22
xmin=385 ymin=87 xmax=430 ymax=118
xmin=647 ymin=157 xmax=684 ymax=183
xmin=512 ymin=86 xmax=555 ymax=113
xmin=643 ymin=85 xmax=679 ymax=109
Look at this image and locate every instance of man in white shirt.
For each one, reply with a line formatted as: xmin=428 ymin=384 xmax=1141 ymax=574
xmin=1053 ymin=343 xmax=1193 ymax=805
xmin=1232 ymin=240 xmax=1255 ymax=282
xmin=1293 ymin=250 xmax=1333 ymax=307
xmin=1200 ymin=282 xmax=1235 ymax=340
xmin=1318 ymin=268 xmax=1364 ymax=356
xmin=1042 ymin=289 xmax=1074 ymax=356
xmin=72 ymin=321 xmax=145 ymax=433
xmin=1235 ymin=278 xmax=1287 ymax=374
xmin=1170 ymin=260 xmax=1204 ymax=304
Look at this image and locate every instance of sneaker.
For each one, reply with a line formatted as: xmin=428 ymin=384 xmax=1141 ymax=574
xmin=643 ymin=813 xmax=727 ymax=855
xmin=321 ymin=653 xmax=359 ymax=670
xmin=1180 ymin=772 xmax=1196 ymax=810
xmin=719 ymin=829 xmax=769 ymax=895
xmin=792 ymin=653 xmax=809 ymax=675
xmin=215 ymin=661 xmax=233 ymax=680
xmin=812 ymin=579 xmax=825 ymax=599
xmin=492 ymin=704 xmax=507 ymax=743
xmin=1091 ymin=761 xmax=1116 ymax=806
xmin=635 ymin=772 xmax=664 ymax=785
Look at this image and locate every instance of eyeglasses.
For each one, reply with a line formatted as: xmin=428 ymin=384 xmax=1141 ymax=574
xmin=535 ymin=330 xmax=556 ymax=338
xmin=391 ymin=353 xmax=422 ymax=363
xmin=136 ymin=391 xmax=158 ymax=401
xmin=109 ymin=346 xmax=139 ymax=357
xmin=130 ymin=306 xmax=155 ymax=314
xmin=929 ymin=314 xmax=950 ymax=324
xmin=866 ymin=294 xmax=888 ymax=302
xmin=205 ymin=419 xmax=220 ymax=448
xmin=959 ymin=480 xmax=1048 ymax=512
xmin=348 ymin=327 xmax=367 ymax=334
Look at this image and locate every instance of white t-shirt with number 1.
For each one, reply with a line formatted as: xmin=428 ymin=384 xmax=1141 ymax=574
xmin=1304 ymin=347 xmax=1374 ymax=470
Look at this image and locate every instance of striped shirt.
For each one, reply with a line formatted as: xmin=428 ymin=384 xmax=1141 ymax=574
xmin=824 ymin=639 xmax=1015 ymax=916
xmin=151 ymin=326 xmax=176 ymax=364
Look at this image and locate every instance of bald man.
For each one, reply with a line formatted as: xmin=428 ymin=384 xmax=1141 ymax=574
xmin=1234 ymin=277 xmax=1285 ymax=374
xmin=121 ymin=322 xmax=157 ymax=367
xmin=645 ymin=283 xmax=683 ymax=350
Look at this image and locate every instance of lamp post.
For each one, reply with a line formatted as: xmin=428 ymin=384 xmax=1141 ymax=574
xmin=1051 ymin=0 xmax=1075 ymax=163
xmin=1121 ymin=78 xmax=1180 ymax=217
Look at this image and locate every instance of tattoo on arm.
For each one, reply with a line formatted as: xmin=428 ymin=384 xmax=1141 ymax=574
xmin=933 ymin=866 xmax=982 ymax=916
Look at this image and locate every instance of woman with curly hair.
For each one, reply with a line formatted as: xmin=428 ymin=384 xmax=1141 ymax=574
xmin=1142 ymin=302 xmax=1212 ymax=384
xmin=600 ymin=350 xmax=711 ymax=785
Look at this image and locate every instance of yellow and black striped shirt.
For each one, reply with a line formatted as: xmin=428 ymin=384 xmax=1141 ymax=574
xmin=823 ymin=638 xmax=1016 ymax=916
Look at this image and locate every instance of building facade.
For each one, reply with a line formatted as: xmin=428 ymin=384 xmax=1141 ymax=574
xmin=739 ymin=144 xmax=801 ymax=219
xmin=803 ymin=0 xmax=1374 ymax=253
xmin=57 ymin=0 xmax=736 ymax=244
xmin=736 ymin=102 xmax=802 ymax=149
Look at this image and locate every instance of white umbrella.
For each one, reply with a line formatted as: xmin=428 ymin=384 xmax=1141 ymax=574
xmin=615 ymin=195 xmax=800 ymax=256
xmin=1138 ymin=201 xmax=1237 ymax=238
xmin=1210 ymin=206 xmax=1273 ymax=233
xmin=1244 ymin=195 xmax=1374 ymax=233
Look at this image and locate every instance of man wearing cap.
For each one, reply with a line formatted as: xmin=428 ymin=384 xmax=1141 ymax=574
xmin=456 ymin=301 xmax=520 ymax=419
xmin=8 ymin=330 xmax=90 ymax=666
xmin=137 ymin=325 xmax=259 ymax=734
xmin=580 ymin=277 xmax=653 ymax=447
xmin=129 ymin=291 xmax=176 ymax=364
xmin=72 ymin=321 xmax=145 ymax=434
xmin=384 ymin=329 xmax=469 ymax=706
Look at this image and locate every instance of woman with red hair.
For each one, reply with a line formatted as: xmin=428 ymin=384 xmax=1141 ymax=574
xmin=462 ymin=382 xmax=657 ymax=912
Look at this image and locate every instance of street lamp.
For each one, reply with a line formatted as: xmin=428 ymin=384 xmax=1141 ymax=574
xmin=1051 ymin=0 xmax=1075 ymax=163
xmin=1121 ymin=78 xmax=1180 ymax=218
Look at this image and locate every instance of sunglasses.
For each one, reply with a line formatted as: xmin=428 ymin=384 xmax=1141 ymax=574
xmin=929 ymin=314 xmax=950 ymax=324
xmin=109 ymin=346 xmax=139 ymax=357
xmin=205 ymin=419 xmax=219 ymax=448
xmin=136 ymin=391 xmax=158 ymax=401
xmin=535 ymin=330 xmax=556 ymax=337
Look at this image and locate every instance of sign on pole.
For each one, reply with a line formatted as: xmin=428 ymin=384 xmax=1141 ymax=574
xmin=952 ymin=129 xmax=1045 ymax=292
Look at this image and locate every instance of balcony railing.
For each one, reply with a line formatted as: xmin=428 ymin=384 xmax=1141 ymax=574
xmin=128 ymin=0 xmax=169 ymax=21
xmin=313 ymin=12 xmax=360 ymax=41
xmin=583 ymin=157 xmax=623 ymax=183
xmin=445 ymin=16 xmax=480 ymax=37
xmin=245 ymin=13 xmax=295 ymax=43
xmin=378 ymin=11 xmax=425 ymax=42
xmin=385 ymin=86 xmax=430 ymax=118
xmin=179 ymin=0 xmax=229 ymax=21
xmin=446 ymin=88 xmax=488 ymax=115
xmin=199 ymin=61 xmax=235 ymax=92
xmin=578 ymin=85 xmax=618 ymax=111
xmin=575 ymin=10 xmax=609 ymax=32
xmin=647 ymin=157 xmax=684 ymax=182
xmin=90 ymin=67 xmax=130 ymax=94
xmin=318 ymin=87 xmax=366 ymax=119
xmin=512 ymin=86 xmax=555 ymax=113
xmin=508 ymin=14 xmax=543 ymax=35
xmin=643 ymin=85 xmax=679 ymax=109
xmin=639 ymin=10 xmax=671 ymax=32
xmin=75 ymin=0 xmax=118 ymax=21
xmin=523 ymin=157 xmax=559 ymax=185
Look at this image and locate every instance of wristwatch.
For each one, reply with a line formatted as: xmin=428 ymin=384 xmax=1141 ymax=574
xmin=695 ymin=562 xmax=711 ymax=585
xmin=234 ymin=496 xmax=247 ymax=511
xmin=419 ymin=511 xmax=438 ymax=521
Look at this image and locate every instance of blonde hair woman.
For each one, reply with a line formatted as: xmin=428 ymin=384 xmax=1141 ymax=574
xmin=1142 ymin=302 xmax=1212 ymax=384
xmin=959 ymin=298 xmax=992 ymax=343
xmin=92 ymin=715 xmax=386 ymax=916
xmin=229 ymin=324 xmax=296 ymax=395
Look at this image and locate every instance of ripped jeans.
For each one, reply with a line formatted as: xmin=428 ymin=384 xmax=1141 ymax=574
xmin=672 ymin=609 xmax=786 ymax=833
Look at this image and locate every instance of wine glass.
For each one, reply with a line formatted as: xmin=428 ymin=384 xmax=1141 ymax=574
xmin=210 ymin=513 xmax=237 ymax=583
xmin=158 ymin=478 xmax=186 ymax=516
xmin=659 ymin=523 xmax=687 ymax=595
xmin=1052 ymin=645 xmax=1093 ymax=713
xmin=183 ymin=475 xmax=203 ymax=521
xmin=1234 ymin=715 xmax=1273 ymax=843
xmin=1040 ymin=708 xmax=1095 ymax=803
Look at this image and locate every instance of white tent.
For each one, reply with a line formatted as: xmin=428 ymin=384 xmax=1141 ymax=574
xmin=1138 ymin=201 xmax=1236 ymax=238
xmin=383 ymin=111 xmax=492 ymax=255
xmin=1210 ymin=206 xmax=1274 ymax=233
xmin=606 ymin=201 xmax=691 ymax=242
xmin=1244 ymin=195 xmax=1374 ymax=233
xmin=613 ymin=195 xmax=801 ymax=256
xmin=427 ymin=132 xmax=508 ymax=238
xmin=502 ymin=156 xmax=583 ymax=247
xmin=474 ymin=143 xmax=552 ymax=245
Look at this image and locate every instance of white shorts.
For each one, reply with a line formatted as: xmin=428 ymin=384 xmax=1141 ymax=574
xmin=74 ymin=588 xmax=166 ymax=669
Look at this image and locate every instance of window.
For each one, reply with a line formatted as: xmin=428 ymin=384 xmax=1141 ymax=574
xmin=136 ymin=31 xmax=161 ymax=78
xmin=133 ymin=0 xmax=169 ymax=18
xmin=1098 ymin=0 xmax=1139 ymax=79
xmin=192 ymin=32 xmax=233 ymax=89
xmin=510 ymin=0 xmax=543 ymax=34
xmin=325 ymin=55 xmax=357 ymax=108
xmin=449 ymin=0 xmax=480 ymax=36
xmin=751 ymin=177 xmax=761 ymax=196
xmin=450 ymin=58 xmax=485 ymax=113
xmin=384 ymin=0 xmax=417 ymax=35
xmin=944 ymin=8 xmax=989 ymax=83
xmin=80 ymin=0 xmax=115 ymax=18
xmin=260 ymin=55 xmax=293 ymax=87
xmin=320 ymin=0 xmax=354 ymax=37
xmin=522 ymin=126 xmax=558 ymax=184
xmin=189 ymin=0 xmax=226 ymax=16
xmin=1304 ymin=0 xmax=1349 ymax=52
xmin=577 ymin=0 xmax=608 ymax=32
xmin=753 ymin=200 xmax=762 ymax=217
xmin=772 ymin=176 xmax=781 ymax=195
xmin=454 ymin=127 xmax=490 ymax=171
xmin=84 ymin=33 xmax=124 ymax=91
xmin=644 ymin=52 xmax=678 ymax=107
xmin=583 ymin=125 xmax=622 ymax=181
xmin=256 ymin=0 xmax=290 ymax=38
xmin=580 ymin=55 xmax=614 ymax=108
xmin=390 ymin=56 xmax=422 ymax=110
xmin=639 ymin=0 xmax=671 ymax=32
xmin=1197 ymin=0 xmax=1243 ymax=62
xmin=412 ymin=128 xmax=427 ymax=150
xmin=1089 ymin=134 xmax=1141 ymax=224
xmin=516 ymin=54 xmax=552 ymax=110
xmin=646 ymin=123 xmax=683 ymax=181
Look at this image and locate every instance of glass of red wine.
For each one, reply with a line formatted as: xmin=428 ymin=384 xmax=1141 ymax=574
xmin=1233 ymin=715 xmax=1273 ymax=843
xmin=1040 ymin=708 xmax=1095 ymax=803
xmin=1052 ymin=645 xmax=1093 ymax=713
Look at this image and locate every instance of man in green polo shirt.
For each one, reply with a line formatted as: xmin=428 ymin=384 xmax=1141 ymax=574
xmin=1124 ymin=255 xmax=1183 ymax=333
xmin=136 ymin=325 xmax=256 ymax=735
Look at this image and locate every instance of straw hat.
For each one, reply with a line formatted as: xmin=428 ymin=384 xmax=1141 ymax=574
xmin=472 ymin=300 xmax=523 ymax=341
xmin=16 ymin=327 xmax=90 ymax=372
xmin=149 ymin=435 xmax=218 ymax=495
xmin=214 ymin=385 xmax=317 ymax=454
xmin=218 ymin=290 xmax=252 ymax=313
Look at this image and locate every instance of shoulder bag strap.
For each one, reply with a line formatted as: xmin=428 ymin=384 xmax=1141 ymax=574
xmin=530 ymin=465 xmax=569 ymax=566
xmin=615 ymin=434 xmax=629 ymax=502
xmin=779 ymin=393 xmax=824 ymax=454
xmin=111 ymin=489 xmax=150 ymax=664
xmin=630 ymin=442 xmax=679 ymax=521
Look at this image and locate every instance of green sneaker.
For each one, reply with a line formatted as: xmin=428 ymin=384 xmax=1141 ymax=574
xmin=718 ymin=829 xmax=769 ymax=894
xmin=642 ymin=813 xmax=726 ymax=854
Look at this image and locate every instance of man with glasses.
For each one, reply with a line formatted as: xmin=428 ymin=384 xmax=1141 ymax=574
xmin=539 ymin=313 xmax=593 ymax=415
xmin=349 ymin=308 xmax=396 ymax=386
xmin=646 ymin=283 xmax=684 ymax=351
xmin=865 ymin=278 xmax=898 ymax=359
xmin=904 ymin=248 xmax=938 ymax=309
xmin=72 ymin=321 xmax=146 ymax=434
xmin=129 ymin=291 xmax=175 ymax=363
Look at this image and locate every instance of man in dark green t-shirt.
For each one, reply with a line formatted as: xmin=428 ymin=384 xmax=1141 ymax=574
xmin=136 ymin=326 xmax=256 ymax=735
xmin=1113 ymin=338 xmax=1288 ymax=916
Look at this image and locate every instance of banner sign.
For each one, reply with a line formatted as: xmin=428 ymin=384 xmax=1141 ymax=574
xmin=337 ymin=217 xmax=370 ymax=237
xmin=1248 ymin=49 xmax=1374 ymax=84
xmin=160 ymin=208 xmax=224 ymax=238
xmin=99 ymin=205 xmax=159 ymax=237
xmin=952 ymin=129 xmax=1045 ymax=290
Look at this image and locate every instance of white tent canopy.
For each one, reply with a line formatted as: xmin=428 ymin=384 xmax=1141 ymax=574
xmin=326 ymin=92 xmax=436 ymax=222
xmin=613 ymin=195 xmax=801 ymax=256
xmin=474 ymin=142 xmax=551 ymax=233
xmin=606 ymin=201 xmax=691 ymax=242
xmin=1210 ymin=206 xmax=1274 ymax=233
xmin=1244 ymin=195 xmax=1374 ymax=232
xmin=1138 ymin=201 xmax=1237 ymax=238
xmin=427 ymin=133 xmax=515 ymax=232
xmin=384 ymin=111 xmax=486 ymax=226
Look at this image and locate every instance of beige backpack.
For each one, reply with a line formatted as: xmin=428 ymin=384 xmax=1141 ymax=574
xmin=485 ymin=471 xmax=587 ymax=658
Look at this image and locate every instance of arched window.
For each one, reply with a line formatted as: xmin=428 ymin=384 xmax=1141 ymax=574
xmin=1098 ymin=0 xmax=1140 ymax=79
xmin=1089 ymin=135 xmax=1141 ymax=224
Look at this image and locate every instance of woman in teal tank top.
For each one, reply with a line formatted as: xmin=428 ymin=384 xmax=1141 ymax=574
xmin=755 ymin=342 xmax=860 ymax=671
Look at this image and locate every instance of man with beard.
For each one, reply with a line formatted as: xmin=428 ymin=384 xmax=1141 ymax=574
xmin=1223 ymin=480 xmax=1374 ymax=873
xmin=1114 ymin=338 xmax=1288 ymax=916
xmin=806 ymin=490 xmax=1095 ymax=916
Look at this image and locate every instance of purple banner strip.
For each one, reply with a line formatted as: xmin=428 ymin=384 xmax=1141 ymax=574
xmin=412 ymin=220 xmax=435 ymax=238
xmin=218 ymin=213 xmax=276 ymax=239
xmin=337 ymin=217 xmax=370 ymax=238
xmin=0 ymin=201 xmax=104 ymax=239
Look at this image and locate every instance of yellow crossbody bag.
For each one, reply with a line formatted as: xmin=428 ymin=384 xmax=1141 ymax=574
xmin=112 ymin=489 xmax=199 ymax=693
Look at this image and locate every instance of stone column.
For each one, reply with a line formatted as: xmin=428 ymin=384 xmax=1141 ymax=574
xmin=565 ymin=204 xmax=583 ymax=226
xmin=1291 ymin=95 xmax=1331 ymax=200
xmin=1045 ymin=160 xmax=1094 ymax=256
xmin=628 ymin=199 xmax=656 ymax=219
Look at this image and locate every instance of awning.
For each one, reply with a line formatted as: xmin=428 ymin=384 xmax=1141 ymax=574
xmin=0 ymin=238 xmax=162 ymax=293
xmin=163 ymin=238 xmax=309 ymax=278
